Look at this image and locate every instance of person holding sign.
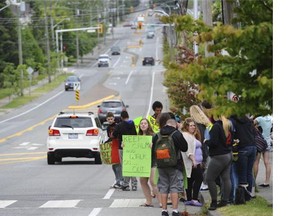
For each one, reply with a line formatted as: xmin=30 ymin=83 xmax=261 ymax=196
xmin=138 ymin=118 xmax=161 ymax=207
xmin=112 ymin=111 xmax=138 ymax=191
xmin=105 ymin=112 xmax=122 ymax=189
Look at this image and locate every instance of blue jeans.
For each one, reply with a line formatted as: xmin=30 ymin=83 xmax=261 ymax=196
xmin=236 ymin=145 xmax=257 ymax=192
xmin=229 ymin=161 xmax=238 ymax=202
xmin=112 ymin=163 xmax=123 ymax=185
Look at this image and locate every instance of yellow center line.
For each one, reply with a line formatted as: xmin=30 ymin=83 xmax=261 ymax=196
xmin=0 ymin=152 xmax=46 ymax=156
xmin=0 ymin=116 xmax=55 ymax=143
xmin=0 ymin=94 xmax=117 ymax=143
xmin=0 ymin=156 xmax=46 ymax=165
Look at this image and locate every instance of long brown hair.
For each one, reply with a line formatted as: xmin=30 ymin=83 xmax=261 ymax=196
xmin=182 ymin=117 xmax=202 ymax=141
xmin=138 ymin=118 xmax=154 ymax=135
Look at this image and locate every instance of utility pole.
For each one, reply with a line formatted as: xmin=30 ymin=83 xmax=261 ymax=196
xmin=221 ymin=0 xmax=234 ymax=25
xmin=44 ymin=0 xmax=51 ymax=83
xmin=202 ymin=0 xmax=214 ymax=57
xmin=193 ymin=0 xmax=198 ymax=55
xmin=17 ymin=0 xmax=24 ymax=96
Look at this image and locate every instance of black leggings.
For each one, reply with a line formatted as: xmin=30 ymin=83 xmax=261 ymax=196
xmin=186 ymin=164 xmax=203 ymax=201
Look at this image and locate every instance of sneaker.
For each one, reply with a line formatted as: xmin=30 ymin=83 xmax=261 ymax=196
xmin=172 ymin=211 xmax=180 ymax=216
xmin=190 ymin=200 xmax=203 ymax=207
xmin=122 ymin=185 xmax=130 ymax=191
xmin=132 ymin=186 xmax=137 ymax=191
xmin=259 ymin=183 xmax=270 ymax=188
xmin=201 ymin=183 xmax=209 ymax=191
xmin=111 ymin=183 xmax=121 ymax=189
xmin=184 ymin=200 xmax=193 ymax=206
xmin=217 ymin=200 xmax=228 ymax=208
xmin=208 ymin=201 xmax=217 ymax=211
xmin=161 ymin=210 xmax=169 ymax=216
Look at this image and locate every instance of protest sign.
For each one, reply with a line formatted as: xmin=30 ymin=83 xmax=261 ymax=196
xmin=122 ymin=135 xmax=152 ymax=177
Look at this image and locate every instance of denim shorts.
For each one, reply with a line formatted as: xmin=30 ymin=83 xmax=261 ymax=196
xmin=157 ymin=167 xmax=184 ymax=194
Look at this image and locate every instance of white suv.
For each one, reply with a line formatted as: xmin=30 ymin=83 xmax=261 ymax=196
xmin=47 ymin=112 xmax=105 ymax=165
xmin=97 ymin=54 xmax=110 ymax=67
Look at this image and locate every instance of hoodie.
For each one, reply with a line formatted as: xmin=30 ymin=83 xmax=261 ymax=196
xmin=112 ymin=120 xmax=137 ymax=149
xmin=204 ymin=120 xmax=231 ymax=156
xmin=231 ymin=115 xmax=256 ymax=149
xmin=152 ymin=125 xmax=188 ymax=169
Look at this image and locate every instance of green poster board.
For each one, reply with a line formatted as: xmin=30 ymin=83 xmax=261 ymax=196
xmin=122 ymin=135 xmax=152 ymax=177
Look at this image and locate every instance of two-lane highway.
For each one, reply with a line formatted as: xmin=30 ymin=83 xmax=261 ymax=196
xmin=0 ymin=7 xmax=172 ymax=216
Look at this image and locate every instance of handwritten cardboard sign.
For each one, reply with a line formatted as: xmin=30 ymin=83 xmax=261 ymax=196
xmin=122 ymin=135 xmax=152 ymax=177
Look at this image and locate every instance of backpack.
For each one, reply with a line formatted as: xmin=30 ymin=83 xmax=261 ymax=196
xmin=155 ymin=131 xmax=178 ymax=168
xmin=235 ymin=185 xmax=252 ymax=204
xmin=235 ymin=186 xmax=246 ymax=205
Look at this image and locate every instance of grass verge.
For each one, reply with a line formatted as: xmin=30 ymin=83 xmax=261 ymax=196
xmin=0 ymin=73 xmax=71 ymax=109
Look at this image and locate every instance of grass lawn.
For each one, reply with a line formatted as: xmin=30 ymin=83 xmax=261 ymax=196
xmin=0 ymin=73 xmax=71 ymax=109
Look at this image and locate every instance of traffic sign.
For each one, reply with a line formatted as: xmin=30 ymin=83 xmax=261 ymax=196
xmin=73 ymin=82 xmax=80 ymax=91
xmin=75 ymin=90 xmax=80 ymax=101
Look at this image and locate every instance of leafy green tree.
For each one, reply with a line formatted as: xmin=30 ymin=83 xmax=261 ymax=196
xmin=1 ymin=63 xmax=20 ymax=98
xmin=163 ymin=0 xmax=272 ymax=117
xmin=0 ymin=1 xmax=19 ymax=87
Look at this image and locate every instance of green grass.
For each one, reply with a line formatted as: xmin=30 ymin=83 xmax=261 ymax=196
xmin=0 ymin=73 xmax=72 ymax=109
xmin=207 ymin=197 xmax=272 ymax=216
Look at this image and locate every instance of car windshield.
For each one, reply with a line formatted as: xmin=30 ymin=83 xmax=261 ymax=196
xmin=54 ymin=117 xmax=93 ymax=128
xmin=102 ymin=102 xmax=122 ymax=108
xmin=67 ymin=76 xmax=78 ymax=82
xmin=99 ymin=55 xmax=109 ymax=59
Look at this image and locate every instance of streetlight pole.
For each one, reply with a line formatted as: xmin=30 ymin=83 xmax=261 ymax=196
xmin=17 ymin=0 xmax=24 ymax=96
xmin=0 ymin=0 xmax=11 ymax=12
xmin=161 ymin=4 xmax=173 ymax=60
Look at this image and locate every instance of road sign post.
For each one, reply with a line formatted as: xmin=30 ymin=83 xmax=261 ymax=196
xmin=75 ymin=90 xmax=80 ymax=101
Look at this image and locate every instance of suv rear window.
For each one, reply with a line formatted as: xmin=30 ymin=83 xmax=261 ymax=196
xmin=54 ymin=117 xmax=93 ymax=128
xmin=102 ymin=102 xmax=122 ymax=108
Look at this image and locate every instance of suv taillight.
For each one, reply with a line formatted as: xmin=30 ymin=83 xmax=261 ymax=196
xmin=49 ymin=129 xmax=60 ymax=136
xmin=86 ymin=128 xmax=99 ymax=136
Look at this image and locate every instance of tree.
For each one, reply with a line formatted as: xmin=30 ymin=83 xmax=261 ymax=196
xmin=163 ymin=0 xmax=272 ymax=117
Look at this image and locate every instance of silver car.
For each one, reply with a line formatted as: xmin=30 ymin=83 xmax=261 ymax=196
xmin=97 ymin=99 xmax=128 ymax=123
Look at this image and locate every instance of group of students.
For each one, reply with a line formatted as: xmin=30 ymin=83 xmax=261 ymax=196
xmin=103 ymin=100 xmax=272 ymax=216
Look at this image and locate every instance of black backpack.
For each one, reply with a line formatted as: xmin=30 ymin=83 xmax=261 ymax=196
xmin=155 ymin=131 xmax=178 ymax=168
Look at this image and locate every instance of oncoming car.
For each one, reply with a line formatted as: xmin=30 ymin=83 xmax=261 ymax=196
xmin=64 ymin=75 xmax=81 ymax=91
xmin=47 ymin=112 xmax=105 ymax=165
xmin=142 ymin=57 xmax=155 ymax=66
xmin=97 ymin=54 xmax=111 ymax=67
xmin=146 ymin=31 xmax=155 ymax=39
xmin=97 ymin=99 xmax=128 ymax=123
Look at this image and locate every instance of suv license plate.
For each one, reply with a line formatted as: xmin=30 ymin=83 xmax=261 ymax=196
xmin=68 ymin=133 xmax=78 ymax=139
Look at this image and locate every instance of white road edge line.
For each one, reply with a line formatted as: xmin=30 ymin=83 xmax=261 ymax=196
xmin=146 ymin=68 xmax=156 ymax=118
xmin=0 ymin=91 xmax=63 ymax=124
xmin=125 ymin=70 xmax=134 ymax=85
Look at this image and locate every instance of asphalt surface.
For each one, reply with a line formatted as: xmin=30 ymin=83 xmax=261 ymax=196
xmin=0 ymin=39 xmax=273 ymax=216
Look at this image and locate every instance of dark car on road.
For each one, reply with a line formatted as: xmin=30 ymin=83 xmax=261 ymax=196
xmin=97 ymin=99 xmax=128 ymax=123
xmin=111 ymin=46 xmax=121 ymax=55
xmin=64 ymin=75 xmax=81 ymax=91
xmin=142 ymin=57 xmax=155 ymax=66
